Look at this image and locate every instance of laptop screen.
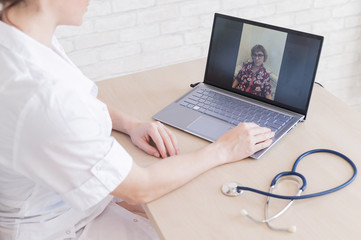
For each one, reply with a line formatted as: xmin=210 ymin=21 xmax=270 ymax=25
xmin=204 ymin=13 xmax=323 ymax=117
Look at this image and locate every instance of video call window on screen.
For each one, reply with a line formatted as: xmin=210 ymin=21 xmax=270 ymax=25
xmin=231 ymin=23 xmax=287 ymax=102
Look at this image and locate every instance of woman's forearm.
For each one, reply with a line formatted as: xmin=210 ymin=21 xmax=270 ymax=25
xmin=112 ymin=142 xmax=226 ymax=204
xmin=111 ymin=123 xmax=274 ymax=205
xmin=107 ymin=105 xmax=140 ymax=135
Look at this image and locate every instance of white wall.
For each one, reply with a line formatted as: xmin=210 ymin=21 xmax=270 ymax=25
xmin=55 ymin=0 xmax=361 ymax=113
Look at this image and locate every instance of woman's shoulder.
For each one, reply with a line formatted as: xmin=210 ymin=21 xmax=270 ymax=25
xmin=243 ymin=61 xmax=252 ymax=67
xmin=0 ymin=47 xmax=58 ymax=97
xmin=241 ymin=61 xmax=253 ymax=71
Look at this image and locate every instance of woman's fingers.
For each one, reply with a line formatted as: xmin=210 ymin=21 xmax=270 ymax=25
xmin=140 ymin=139 xmax=161 ymax=158
xmin=148 ymin=122 xmax=179 ymax=158
xmin=248 ymin=126 xmax=275 ymax=144
xmin=163 ymin=125 xmax=179 ymax=155
xmin=217 ymin=122 xmax=275 ymax=161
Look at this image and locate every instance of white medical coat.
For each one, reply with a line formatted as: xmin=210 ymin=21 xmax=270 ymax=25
xmin=0 ymin=21 xmax=134 ymax=239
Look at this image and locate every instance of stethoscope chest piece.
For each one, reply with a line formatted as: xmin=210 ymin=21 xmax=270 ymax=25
xmin=221 ymin=182 xmax=243 ymax=197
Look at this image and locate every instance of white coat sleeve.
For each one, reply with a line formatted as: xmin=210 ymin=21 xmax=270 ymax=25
xmin=13 ymin=83 xmax=133 ymax=211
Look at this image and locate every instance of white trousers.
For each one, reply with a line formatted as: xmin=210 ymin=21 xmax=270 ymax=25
xmin=78 ymin=201 xmax=160 ymax=240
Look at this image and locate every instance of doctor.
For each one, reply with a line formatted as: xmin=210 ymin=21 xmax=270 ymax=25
xmin=0 ymin=0 xmax=274 ymax=239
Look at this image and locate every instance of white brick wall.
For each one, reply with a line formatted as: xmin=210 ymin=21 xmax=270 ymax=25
xmin=55 ymin=0 xmax=361 ymax=113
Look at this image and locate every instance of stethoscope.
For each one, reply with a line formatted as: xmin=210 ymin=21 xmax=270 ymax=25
xmin=221 ymin=149 xmax=357 ymax=233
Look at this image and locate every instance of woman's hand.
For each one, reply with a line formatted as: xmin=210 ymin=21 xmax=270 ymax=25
xmin=105 ymin=105 xmax=179 ymax=158
xmin=213 ymin=122 xmax=275 ymax=163
xmin=128 ymin=121 xmax=179 ymax=158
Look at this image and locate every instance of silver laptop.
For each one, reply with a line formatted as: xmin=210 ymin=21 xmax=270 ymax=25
xmin=153 ymin=13 xmax=323 ymax=159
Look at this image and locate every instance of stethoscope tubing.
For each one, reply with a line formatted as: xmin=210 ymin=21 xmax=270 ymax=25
xmin=236 ymin=149 xmax=357 ymax=200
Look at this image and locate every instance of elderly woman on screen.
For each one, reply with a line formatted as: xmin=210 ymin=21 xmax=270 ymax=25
xmin=232 ymin=44 xmax=273 ymax=100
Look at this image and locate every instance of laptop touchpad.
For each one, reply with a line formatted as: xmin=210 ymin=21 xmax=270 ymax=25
xmin=187 ymin=116 xmax=232 ymax=141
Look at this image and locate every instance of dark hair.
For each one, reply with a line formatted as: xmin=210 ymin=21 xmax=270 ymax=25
xmin=0 ymin=0 xmax=25 ymax=20
xmin=251 ymin=44 xmax=268 ymax=62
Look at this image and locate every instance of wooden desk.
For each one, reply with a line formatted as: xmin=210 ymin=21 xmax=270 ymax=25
xmin=97 ymin=58 xmax=361 ymax=240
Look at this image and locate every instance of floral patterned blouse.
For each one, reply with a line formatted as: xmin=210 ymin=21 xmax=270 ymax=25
xmin=233 ymin=62 xmax=271 ymax=98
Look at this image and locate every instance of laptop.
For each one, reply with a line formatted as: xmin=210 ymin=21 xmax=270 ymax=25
xmin=153 ymin=13 xmax=323 ymax=159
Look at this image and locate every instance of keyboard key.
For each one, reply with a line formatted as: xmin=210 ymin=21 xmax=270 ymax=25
xmin=185 ymin=99 xmax=198 ymax=105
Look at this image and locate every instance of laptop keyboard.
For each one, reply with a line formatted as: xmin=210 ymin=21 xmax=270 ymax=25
xmin=179 ymin=89 xmax=291 ymax=133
